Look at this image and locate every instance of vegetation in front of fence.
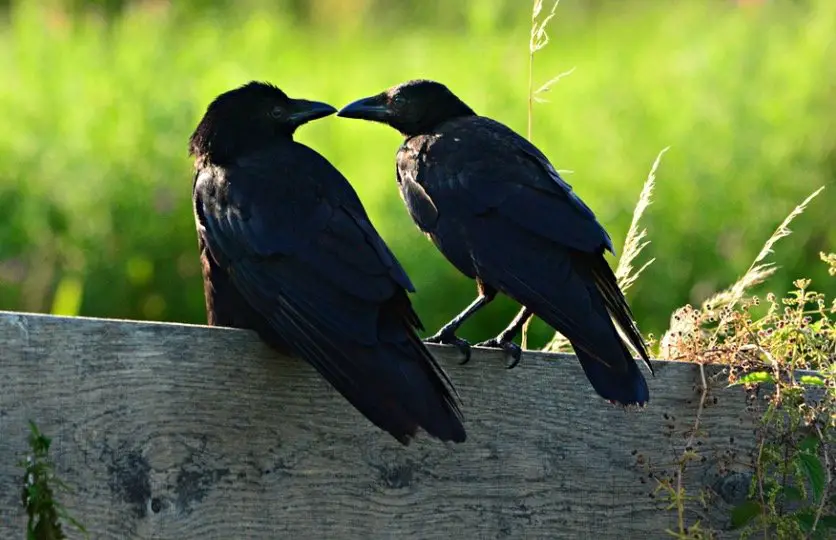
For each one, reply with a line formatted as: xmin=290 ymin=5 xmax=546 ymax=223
xmin=19 ymin=422 xmax=87 ymax=540
xmin=652 ymin=244 xmax=835 ymax=539
xmin=527 ymin=2 xmax=835 ymax=538
xmin=593 ymin=119 xmax=834 ymax=540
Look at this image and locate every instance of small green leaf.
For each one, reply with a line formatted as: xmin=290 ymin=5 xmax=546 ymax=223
xmin=730 ymin=499 xmax=761 ymax=529
xmin=800 ymin=434 xmax=820 ymax=454
xmin=781 ymin=485 xmax=805 ymax=502
xmin=797 ymin=453 xmax=826 ymax=501
xmin=792 ymin=511 xmax=835 ymax=535
xmin=800 ymin=375 xmax=826 ymax=386
xmin=762 ymin=479 xmax=779 ymax=493
xmin=795 ymin=511 xmax=815 ymax=532
xmin=731 ymin=371 xmax=774 ymax=386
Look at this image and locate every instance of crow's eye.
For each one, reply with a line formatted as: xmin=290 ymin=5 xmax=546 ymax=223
xmin=270 ymin=106 xmax=284 ymax=119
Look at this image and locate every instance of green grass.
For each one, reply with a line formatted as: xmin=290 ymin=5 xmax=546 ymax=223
xmin=0 ymin=0 xmax=833 ymax=346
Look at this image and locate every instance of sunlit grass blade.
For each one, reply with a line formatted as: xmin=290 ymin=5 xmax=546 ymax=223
xmin=533 ymin=67 xmax=576 ymax=103
xmin=704 ymin=186 xmax=825 ymax=313
xmin=50 ymin=276 xmax=84 ymax=317
xmin=523 ymin=0 xmax=567 ymax=349
xmin=614 ymin=146 xmax=667 ymax=294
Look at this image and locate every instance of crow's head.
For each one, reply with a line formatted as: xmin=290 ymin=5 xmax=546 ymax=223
xmin=189 ymin=81 xmax=336 ymax=164
xmin=337 ymin=79 xmax=475 ymax=137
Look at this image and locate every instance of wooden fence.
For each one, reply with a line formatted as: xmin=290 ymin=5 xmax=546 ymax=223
xmin=0 ymin=310 xmax=759 ymax=539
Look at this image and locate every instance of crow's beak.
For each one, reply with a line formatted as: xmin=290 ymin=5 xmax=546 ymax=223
xmin=337 ymin=95 xmax=390 ymax=122
xmin=287 ymin=99 xmax=338 ymax=125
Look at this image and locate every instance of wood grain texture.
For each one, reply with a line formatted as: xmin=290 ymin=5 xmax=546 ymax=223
xmin=0 ymin=310 xmax=762 ymax=539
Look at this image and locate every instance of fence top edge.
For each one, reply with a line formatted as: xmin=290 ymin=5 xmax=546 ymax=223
xmin=2 ymin=309 xmax=823 ymax=378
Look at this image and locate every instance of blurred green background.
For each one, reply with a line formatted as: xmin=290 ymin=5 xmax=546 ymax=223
xmin=0 ymin=0 xmax=833 ymax=348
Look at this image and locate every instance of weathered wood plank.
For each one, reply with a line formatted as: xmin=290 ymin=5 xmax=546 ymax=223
xmin=0 ymin=310 xmax=758 ymax=539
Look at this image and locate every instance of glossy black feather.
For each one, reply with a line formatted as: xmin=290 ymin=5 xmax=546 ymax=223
xmin=190 ymin=82 xmax=465 ymax=444
xmin=340 ymin=80 xmax=653 ymax=405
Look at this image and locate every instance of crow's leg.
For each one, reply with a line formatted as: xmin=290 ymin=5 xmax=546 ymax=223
xmin=425 ymin=285 xmax=497 ymax=364
xmin=476 ymin=306 xmax=533 ymax=369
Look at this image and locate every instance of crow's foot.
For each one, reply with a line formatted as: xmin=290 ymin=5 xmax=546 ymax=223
xmin=476 ymin=336 xmax=523 ymax=369
xmin=425 ymin=329 xmax=472 ymax=365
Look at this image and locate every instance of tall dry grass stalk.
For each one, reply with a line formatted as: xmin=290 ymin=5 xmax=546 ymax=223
xmin=614 ymin=147 xmax=667 ymax=294
xmin=704 ymin=186 xmax=825 ymax=313
xmin=660 ymin=186 xmax=825 ymax=359
xmin=521 ymin=0 xmax=574 ymax=349
xmin=528 ymin=0 xmax=562 ymax=140
xmin=702 ymin=186 xmax=826 ymax=344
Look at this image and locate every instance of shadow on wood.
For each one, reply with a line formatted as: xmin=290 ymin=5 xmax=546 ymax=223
xmin=0 ymin=310 xmax=756 ymax=539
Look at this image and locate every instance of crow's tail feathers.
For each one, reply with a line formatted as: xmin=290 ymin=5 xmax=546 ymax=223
xmin=574 ymin=254 xmax=652 ymax=406
xmin=588 ymin=254 xmax=655 ymax=376
xmin=377 ymin=338 xmax=466 ymax=444
xmin=573 ymin=344 xmax=650 ymax=406
xmin=278 ymin=322 xmax=466 ymax=445
xmin=369 ymin=300 xmax=466 ymax=444
xmin=283 ymin=296 xmax=466 ymax=446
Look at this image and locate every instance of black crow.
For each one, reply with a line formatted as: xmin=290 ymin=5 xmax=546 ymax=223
xmin=189 ymin=81 xmax=466 ymax=443
xmin=338 ymin=79 xmax=653 ymax=406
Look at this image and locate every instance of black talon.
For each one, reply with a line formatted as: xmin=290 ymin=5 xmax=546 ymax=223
xmin=425 ymin=330 xmax=472 ymax=364
xmin=420 ymin=288 xmax=497 ymax=366
xmin=505 ymin=344 xmax=523 ymax=370
xmin=457 ymin=342 xmax=473 ymax=365
xmin=476 ymin=336 xmax=523 ymax=369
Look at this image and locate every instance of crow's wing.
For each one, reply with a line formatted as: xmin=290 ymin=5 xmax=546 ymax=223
xmin=397 ymin=117 xmax=649 ymax=374
xmin=397 ymin=116 xmax=613 ymax=255
xmin=194 ymin=144 xmax=464 ymax=443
